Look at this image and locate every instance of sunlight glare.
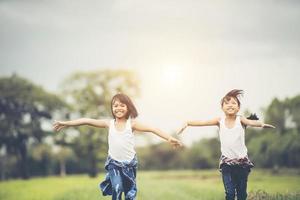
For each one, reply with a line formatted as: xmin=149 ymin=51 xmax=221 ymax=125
xmin=160 ymin=65 xmax=183 ymax=88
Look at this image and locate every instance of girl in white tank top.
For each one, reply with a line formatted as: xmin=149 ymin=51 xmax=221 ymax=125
xmin=219 ymin=115 xmax=248 ymax=159
xmin=177 ymin=89 xmax=275 ymax=200
xmin=53 ymin=93 xmax=182 ymax=200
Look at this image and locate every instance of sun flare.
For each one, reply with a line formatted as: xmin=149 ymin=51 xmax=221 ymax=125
xmin=160 ymin=65 xmax=183 ymax=87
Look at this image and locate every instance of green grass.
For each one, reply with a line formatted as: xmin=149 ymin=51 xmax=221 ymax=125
xmin=0 ymin=169 xmax=299 ymax=200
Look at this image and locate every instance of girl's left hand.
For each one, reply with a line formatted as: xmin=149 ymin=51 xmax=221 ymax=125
xmin=168 ymin=137 xmax=183 ymax=148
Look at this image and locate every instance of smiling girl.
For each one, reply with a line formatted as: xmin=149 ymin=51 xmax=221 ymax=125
xmin=53 ymin=93 xmax=182 ymax=200
xmin=177 ymin=89 xmax=275 ymax=200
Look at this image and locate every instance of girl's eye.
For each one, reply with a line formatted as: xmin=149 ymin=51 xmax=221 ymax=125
xmin=118 ymin=103 xmax=125 ymax=107
xmin=113 ymin=103 xmax=126 ymax=108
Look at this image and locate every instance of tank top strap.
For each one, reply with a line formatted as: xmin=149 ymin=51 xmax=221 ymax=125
xmin=109 ymin=119 xmax=114 ymax=127
xmin=235 ymin=115 xmax=243 ymax=127
xmin=126 ymin=118 xmax=132 ymax=131
xmin=219 ymin=116 xmax=225 ymax=127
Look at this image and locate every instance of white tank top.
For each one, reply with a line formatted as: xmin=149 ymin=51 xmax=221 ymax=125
xmin=218 ymin=116 xmax=248 ymax=159
xmin=108 ymin=118 xmax=136 ymax=162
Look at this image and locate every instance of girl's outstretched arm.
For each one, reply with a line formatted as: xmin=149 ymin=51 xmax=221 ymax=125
xmin=177 ymin=118 xmax=220 ymax=135
xmin=132 ymin=121 xmax=183 ymax=148
xmin=53 ymin=118 xmax=109 ymax=132
xmin=240 ymin=116 xmax=275 ymax=128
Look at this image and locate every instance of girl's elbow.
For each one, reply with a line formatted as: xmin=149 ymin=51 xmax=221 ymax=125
xmin=149 ymin=128 xmax=158 ymax=133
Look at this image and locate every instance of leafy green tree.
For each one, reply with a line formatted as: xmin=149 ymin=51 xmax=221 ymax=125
xmin=0 ymin=149 xmax=18 ymax=180
xmin=0 ymin=74 xmax=66 ymax=179
xmin=286 ymin=95 xmax=300 ymax=132
xmin=247 ymin=94 xmax=300 ymax=168
xmin=53 ymin=146 xmax=75 ymax=177
xmin=29 ymin=143 xmax=55 ymax=176
xmin=58 ymin=69 xmax=139 ymax=177
xmin=186 ymin=137 xmax=220 ymax=169
xmin=137 ymin=142 xmax=186 ymax=170
xmin=264 ymin=98 xmax=287 ymax=134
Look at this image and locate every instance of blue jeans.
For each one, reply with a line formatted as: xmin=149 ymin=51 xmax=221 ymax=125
xmin=221 ymin=165 xmax=250 ymax=200
xmin=108 ymin=166 xmax=125 ymax=200
xmin=100 ymin=156 xmax=137 ymax=200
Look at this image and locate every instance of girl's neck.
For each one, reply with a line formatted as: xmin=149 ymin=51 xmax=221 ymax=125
xmin=115 ymin=117 xmax=127 ymax=123
xmin=225 ymin=114 xmax=237 ymax=120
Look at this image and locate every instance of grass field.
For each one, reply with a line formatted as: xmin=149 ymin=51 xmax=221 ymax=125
xmin=0 ymin=169 xmax=299 ymax=200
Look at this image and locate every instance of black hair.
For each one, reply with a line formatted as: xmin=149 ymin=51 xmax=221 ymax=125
xmin=221 ymin=89 xmax=244 ymax=107
xmin=244 ymin=113 xmax=259 ymax=129
xmin=246 ymin=113 xmax=259 ymax=120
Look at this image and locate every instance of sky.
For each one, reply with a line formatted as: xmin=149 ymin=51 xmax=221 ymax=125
xmin=1 ymin=0 xmax=300 ymax=146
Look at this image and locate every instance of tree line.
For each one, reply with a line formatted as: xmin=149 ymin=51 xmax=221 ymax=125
xmin=0 ymin=72 xmax=299 ymax=180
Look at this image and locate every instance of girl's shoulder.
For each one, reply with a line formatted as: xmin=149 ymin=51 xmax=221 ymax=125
xmin=104 ymin=118 xmax=114 ymax=128
xmin=238 ymin=115 xmax=248 ymax=126
xmin=212 ymin=117 xmax=222 ymax=125
xmin=129 ymin=119 xmax=143 ymax=132
xmin=218 ymin=116 xmax=225 ymax=122
xmin=130 ymin=118 xmax=137 ymax=127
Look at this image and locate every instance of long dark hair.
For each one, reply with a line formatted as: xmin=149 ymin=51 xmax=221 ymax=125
xmin=244 ymin=113 xmax=259 ymax=129
xmin=111 ymin=93 xmax=138 ymax=119
xmin=221 ymin=89 xmax=244 ymax=107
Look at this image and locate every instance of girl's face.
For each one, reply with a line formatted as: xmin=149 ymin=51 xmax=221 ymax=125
xmin=112 ymin=99 xmax=128 ymax=119
xmin=222 ymin=97 xmax=240 ymax=116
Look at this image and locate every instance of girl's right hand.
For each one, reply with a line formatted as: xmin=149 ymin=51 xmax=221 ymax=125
xmin=168 ymin=137 xmax=183 ymax=148
xmin=53 ymin=121 xmax=68 ymax=132
xmin=176 ymin=122 xmax=188 ymax=135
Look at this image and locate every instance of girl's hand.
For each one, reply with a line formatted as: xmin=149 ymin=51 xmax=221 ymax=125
xmin=177 ymin=122 xmax=188 ymax=135
xmin=262 ymin=123 xmax=276 ymax=129
xmin=53 ymin=121 xmax=68 ymax=132
xmin=168 ymin=137 xmax=183 ymax=148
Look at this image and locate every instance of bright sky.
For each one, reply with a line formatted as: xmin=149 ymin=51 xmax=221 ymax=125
xmin=1 ymin=0 xmax=300 ymax=146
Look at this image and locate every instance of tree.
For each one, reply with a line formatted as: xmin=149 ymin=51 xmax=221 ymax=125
xmin=137 ymin=142 xmax=186 ymax=170
xmin=52 ymin=146 xmax=75 ymax=177
xmin=0 ymin=74 xmax=66 ymax=179
xmin=29 ymin=143 xmax=55 ymax=176
xmin=286 ymin=95 xmax=300 ymax=132
xmin=264 ymin=98 xmax=287 ymax=134
xmin=247 ymin=94 xmax=300 ymax=168
xmin=186 ymin=137 xmax=220 ymax=169
xmin=59 ymin=69 xmax=139 ymax=177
